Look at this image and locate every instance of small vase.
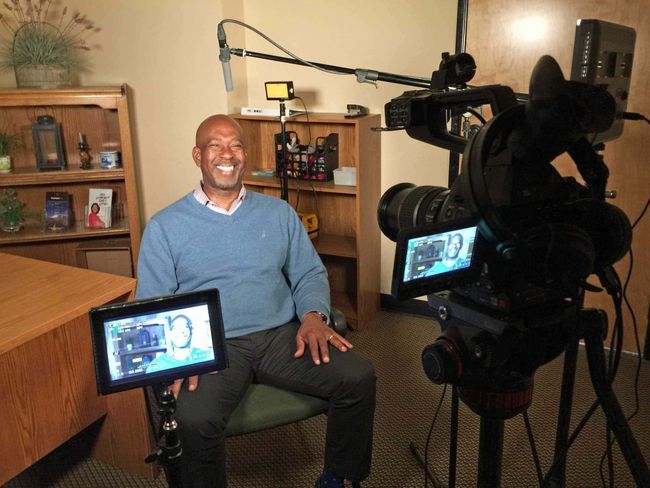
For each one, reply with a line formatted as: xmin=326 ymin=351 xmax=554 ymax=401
xmin=2 ymin=219 xmax=22 ymax=232
xmin=0 ymin=155 xmax=11 ymax=173
xmin=14 ymin=64 xmax=71 ymax=89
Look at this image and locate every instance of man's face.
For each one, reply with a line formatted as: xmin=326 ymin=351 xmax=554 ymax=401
xmin=170 ymin=318 xmax=192 ymax=349
xmin=446 ymin=236 xmax=462 ymax=259
xmin=192 ymin=118 xmax=247 ymax=194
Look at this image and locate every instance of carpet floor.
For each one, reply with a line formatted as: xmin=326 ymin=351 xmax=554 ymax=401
xmin=4 ymin=310 xmax=649 ymax=487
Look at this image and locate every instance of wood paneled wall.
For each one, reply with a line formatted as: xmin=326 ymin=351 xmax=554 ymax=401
xmin=466 ymin=0 xmax=650 ymax=352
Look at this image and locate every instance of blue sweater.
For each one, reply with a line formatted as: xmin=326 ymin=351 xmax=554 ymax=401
xmin=136 ymin=191 xmax=330 ymax=338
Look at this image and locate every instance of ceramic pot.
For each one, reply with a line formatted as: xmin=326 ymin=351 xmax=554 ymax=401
xmin=0 ymin=155 xmax=11 ymax=173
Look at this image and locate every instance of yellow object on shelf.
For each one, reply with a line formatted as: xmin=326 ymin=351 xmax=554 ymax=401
xmin=298 ymin=212 xmax=319 ymax=240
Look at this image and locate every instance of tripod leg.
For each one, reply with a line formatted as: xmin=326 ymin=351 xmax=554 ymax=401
xmin=545 ymin=337 xmax=579 ymax=487
xmin=410 ymin=442 xmax=446 ymax=488
xmin=583 ymin=318 xmax=650 ymax=486
xmin=477 ymin=416 xmax=504 ymax=488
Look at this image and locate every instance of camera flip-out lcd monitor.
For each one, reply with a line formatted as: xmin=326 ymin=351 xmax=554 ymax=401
xmin=89 ymin=288 xmax=228 ymax=395
xmin=392 ymin=220 xmax=482 ymax=300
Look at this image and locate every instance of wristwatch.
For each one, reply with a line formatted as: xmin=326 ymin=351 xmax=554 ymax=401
xmin=306 ymin=310 xmax=329 ymax=324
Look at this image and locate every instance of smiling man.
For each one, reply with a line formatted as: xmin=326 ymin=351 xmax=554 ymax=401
xmin=192 ymin=114 xmax=247 ymax=205
xmin=136 ymin=115 xmax=376 ymax=488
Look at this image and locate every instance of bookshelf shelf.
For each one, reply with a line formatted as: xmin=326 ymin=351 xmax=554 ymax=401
xmin=0 ymin=220 xmax=130 ymax=244
xmin=243 ymin=174 xmax=357 ymax=195
xmin=0 ymin=166 xmax=125 ymax=186
xmin=0 ymin=86 xmax=141 ymax=273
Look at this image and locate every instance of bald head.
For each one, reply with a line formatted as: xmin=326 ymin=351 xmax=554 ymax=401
xmin=195 ymin=115 xmax=244 ymax=147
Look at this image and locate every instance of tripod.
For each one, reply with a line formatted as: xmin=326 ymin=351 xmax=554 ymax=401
xmin=413 ymin=305 xmax=650 ymax=487
xmin=145 ymin=384 xmax=184 ymax=488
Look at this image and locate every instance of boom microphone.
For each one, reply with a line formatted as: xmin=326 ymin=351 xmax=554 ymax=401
xmin=217 ymin=23 xmax=234 ymax=92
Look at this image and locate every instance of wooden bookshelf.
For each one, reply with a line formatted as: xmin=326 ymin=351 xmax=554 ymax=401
xmin=232 ymin=112 xmax=381 ymax=329
xmin=0 ymin=85 xmax=141 ymax=273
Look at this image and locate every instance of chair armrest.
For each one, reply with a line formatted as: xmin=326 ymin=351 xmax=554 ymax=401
xmin=330 ymin=307 xmax=348 ymax=337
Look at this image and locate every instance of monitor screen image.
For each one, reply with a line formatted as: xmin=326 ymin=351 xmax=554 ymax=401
xmin=392 ymin=221 xmax=482 ymax=300
xmin=403 ymin=225 xmax=478 ymax=282
xmin=104 ymin=304 xmax=214 ymax=380
xmin=90 ymin=289 xmax=228 ymax=394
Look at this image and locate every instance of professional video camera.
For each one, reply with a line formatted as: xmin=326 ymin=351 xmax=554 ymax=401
xmin=377 ymin=48 xmax=634 ymax=398
xmin=377 ymin=21 xmax=650 ymax=486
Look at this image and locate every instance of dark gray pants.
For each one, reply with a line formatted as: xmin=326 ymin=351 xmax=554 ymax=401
xmin=173 ymin=321 xmax=376 ymax=487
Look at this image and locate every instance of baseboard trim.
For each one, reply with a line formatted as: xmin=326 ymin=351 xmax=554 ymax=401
xmin=380 ymin=293 xmax=435 ymax=317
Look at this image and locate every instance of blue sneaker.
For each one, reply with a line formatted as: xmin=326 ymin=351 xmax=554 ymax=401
xmin=314 ymin=470 xmax=344 ymax=488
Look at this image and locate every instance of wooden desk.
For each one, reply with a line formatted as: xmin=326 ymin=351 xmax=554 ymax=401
xmin=0 ymin=253 xmax=154 ymax=484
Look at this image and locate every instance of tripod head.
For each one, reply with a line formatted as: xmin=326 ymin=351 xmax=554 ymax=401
xmin=422 ymin=290 xmax=578 ymax=418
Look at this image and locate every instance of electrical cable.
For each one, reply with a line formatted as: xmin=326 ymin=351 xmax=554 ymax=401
xmin=294 ymin=96 xmax=312 ymax=145
xmin=631 ymin=197 xmax=649 ymax=230
xmin=598 ymin=220 xmax=646 ymax=484
xmin=279 ymin=95 xmax=321 ymax=237
xmin=622 ymin=248 xmax=642 ymax=422
xmin=423 ymin=383 xmax=447 ymax=488
xmin=219 ymin=19 xmax=350 ymax=77
xmin=292 ymin=96 xmax=312 ymax=211
xmin=593 ymin=113 xmax=649 ymax=485
xmin=620 ymin=112 xmax=650 ymax=124
xmin=292 ymin=97 xmax=315 ymax=222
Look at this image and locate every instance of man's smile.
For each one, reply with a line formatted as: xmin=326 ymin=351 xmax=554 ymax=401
xmin=216 ymin=164 xmax=235 ymax=173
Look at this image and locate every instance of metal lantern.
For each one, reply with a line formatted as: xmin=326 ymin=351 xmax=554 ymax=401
xmin=32 ymin=115 xmax=66 ymax=170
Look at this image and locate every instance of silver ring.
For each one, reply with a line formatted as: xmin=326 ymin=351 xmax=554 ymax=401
xmin=327 ymin=334 xmax=334 ymax=342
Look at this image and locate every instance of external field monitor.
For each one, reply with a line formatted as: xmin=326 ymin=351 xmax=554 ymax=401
xmin=392 ymin=220 xmax=482 ymax=300
xmin=89 ymin=288 xmax=228 ymax=395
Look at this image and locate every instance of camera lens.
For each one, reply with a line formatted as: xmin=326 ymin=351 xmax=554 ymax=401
xmin=377 ymin=183 xmax=450 ymax=241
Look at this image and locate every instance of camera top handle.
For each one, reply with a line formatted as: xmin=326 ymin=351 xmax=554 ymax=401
xmin=386 ymin=85 xmax=519 ymax=154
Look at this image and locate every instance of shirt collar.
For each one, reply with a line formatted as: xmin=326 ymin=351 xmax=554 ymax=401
xmin=192 ymin=181 xmax=246 ymax=216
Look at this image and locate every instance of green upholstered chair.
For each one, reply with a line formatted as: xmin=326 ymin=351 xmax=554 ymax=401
xmin=224 ymin=307 xmax=347 ymax=436
xmin=146 ymin=308 xmax=347 ymax=440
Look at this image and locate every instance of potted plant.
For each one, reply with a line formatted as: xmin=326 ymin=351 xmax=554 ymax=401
xmin=0 ymin=188 xmax=26 ymax=232
xmin=0 ymin=131 xmax=18 ymax=173
xmin=0 ymin=1 xmax=100 ymax=88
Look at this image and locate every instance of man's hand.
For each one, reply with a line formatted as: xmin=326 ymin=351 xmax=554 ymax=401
xmin=294 ymin=312 xmax=353 ymax=365
xmin=171 ymin=375 xmax=198 ymax=398
xmin=170 ymin=370 xmax=220 ymax=398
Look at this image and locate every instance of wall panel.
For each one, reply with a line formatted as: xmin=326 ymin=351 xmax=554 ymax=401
xmin=466 ymin=0 xmax=650 ymax=352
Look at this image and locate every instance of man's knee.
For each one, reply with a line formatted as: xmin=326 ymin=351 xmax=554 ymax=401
xmin=336 ymin=354 xmax=377 ymax=401
xmin=174 ymin=403 xmax=228 ymax=448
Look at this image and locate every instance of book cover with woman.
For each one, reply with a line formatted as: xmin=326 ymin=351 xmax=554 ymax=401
xmin=87 ymin=188 xmax=112 ymax=228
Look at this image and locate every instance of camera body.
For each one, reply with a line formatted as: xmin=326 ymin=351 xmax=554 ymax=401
xmin=378 ymin=49 xmax=634 ymax=393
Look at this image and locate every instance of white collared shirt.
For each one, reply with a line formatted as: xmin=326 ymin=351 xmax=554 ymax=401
xmin=192 ymin=181 xmax=246 ymax=216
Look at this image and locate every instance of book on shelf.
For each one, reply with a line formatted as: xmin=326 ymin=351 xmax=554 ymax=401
xmin=87 ymin=188 xmax=113 ymax=229
xmin=44 ymin=191 xmax=71 ymax=231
